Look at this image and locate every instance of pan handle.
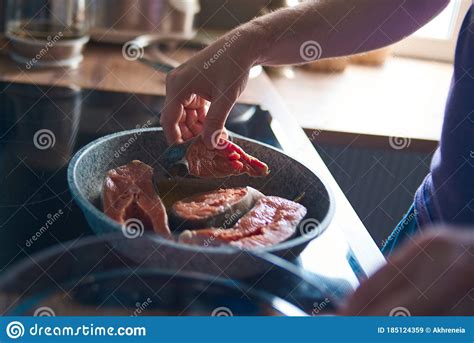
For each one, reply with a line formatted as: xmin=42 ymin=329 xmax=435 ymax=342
xmin=244 ymin=251 xmax=351 ymax=315
xmin=128 ymin=32 xmax=210 ymax=73
xmin=139 ymin=56 xmax=176 ymax=74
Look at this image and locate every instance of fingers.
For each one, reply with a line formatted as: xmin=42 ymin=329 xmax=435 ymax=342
xmin=197 ymin=101 xmax=209 ymax=122
xmin=178 ymin=99 xmax=208 ymax=141
xmin=178 ymin=111 xmax=194 ymax=141
xmin=161 ymin=97 xmax=184 ymax=145
xmin=184 ymin=94 xmax=209 ymax=110
xmin=186 ymin=109 xmax=204 ymax=135
xmin=202 ymin=96 xmax=235 ymax=149
xmin=162 ymin=71 xmax=191 ymax=145
xmin=340 ymin=241 xmax=422 ymax=315
xmin=345 ymin=263 xmax=466 ymax=316
xmin=340 ymin=263 xmax=404 ymax=315
xmin=162 ymin=86 xmax=211 ymax=144
xmin=161 ymin=70 xmax=198 ymax=145
xmin=341 ymin=228 xmax=474 ymax=316
xmin=162 ymin=61 xmax=239 ymax=147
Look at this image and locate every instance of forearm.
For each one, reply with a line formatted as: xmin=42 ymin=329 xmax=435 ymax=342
xmin=241 ymin=0 xmax=449 ymax=66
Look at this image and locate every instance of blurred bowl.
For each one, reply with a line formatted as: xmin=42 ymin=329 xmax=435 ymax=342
xmin=7 ymin=34 xmax=89 ymax=69
xmin=89 ymin=0 xmax=200 ymax=44
xmin=0 ymin=234 xmax=329 ymax=316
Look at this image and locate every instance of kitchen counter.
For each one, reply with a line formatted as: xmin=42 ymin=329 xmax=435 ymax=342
xmin=0 ymin=41 xmax=385 ymax=285
xmin=270 ymin=57 xmax=453 ymax=142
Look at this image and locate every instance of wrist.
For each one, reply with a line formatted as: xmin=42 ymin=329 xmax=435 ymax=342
xmin=236 ymin=19 xmax=272 ymax=68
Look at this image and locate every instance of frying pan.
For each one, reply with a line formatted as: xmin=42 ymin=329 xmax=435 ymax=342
xmin=67 ymin=128 xmax=335 ymax=278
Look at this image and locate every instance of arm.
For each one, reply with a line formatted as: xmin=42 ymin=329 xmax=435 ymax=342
xmin=254 ymin=0 xmax=450 ymax=65
xmin=161 ymin=0 xmax=450 ymax=146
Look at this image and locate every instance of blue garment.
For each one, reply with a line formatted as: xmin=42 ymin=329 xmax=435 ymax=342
xmin=385 ymin=6 xmax=474 ymax=254
xmin=382 ymin=204 xmax=418 ymax=255
xmin=415 ymin=6 xmax=474 ymax=227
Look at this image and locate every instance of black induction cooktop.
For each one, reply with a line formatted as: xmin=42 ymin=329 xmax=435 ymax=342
xmin=0 ymin=81 xmax=282 ymax=266
xmin=0 ymin=81 xmax=358 ymax=313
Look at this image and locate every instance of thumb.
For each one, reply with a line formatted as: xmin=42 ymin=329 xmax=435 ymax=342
xmin=202 ymin=96 xmax=235 ymax=149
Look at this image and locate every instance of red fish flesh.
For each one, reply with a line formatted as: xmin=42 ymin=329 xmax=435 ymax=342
xmin=179 ymin=196 xmax=307 ymax=249
xmin=103 ymin=160 xmax=171 ymax=238
xmin=170 ymin=186 xmax=264 ymax=230
xmin=185 ymin=136 xmax=269 ymax=178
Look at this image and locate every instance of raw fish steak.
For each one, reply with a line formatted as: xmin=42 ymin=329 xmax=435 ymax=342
xmin=170 ymin=186 xmax=264 ymax=230
xmin=181 ymin=136 xmax=269 ymax=178
xmin=103 ymin=160 xmax=170 ymax=238
xmin=179 ymin=196 xmax=307 ymax=249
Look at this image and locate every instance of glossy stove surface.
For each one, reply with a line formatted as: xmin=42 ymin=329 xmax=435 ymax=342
xmin=0 ymin=82 xmax=359 ymax=313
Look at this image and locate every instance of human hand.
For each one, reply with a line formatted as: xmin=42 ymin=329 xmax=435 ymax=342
xmin=160 ymin=25 xmax=262 ymax=148
xmin=340 ymin=227 xmax=474 ymax=316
